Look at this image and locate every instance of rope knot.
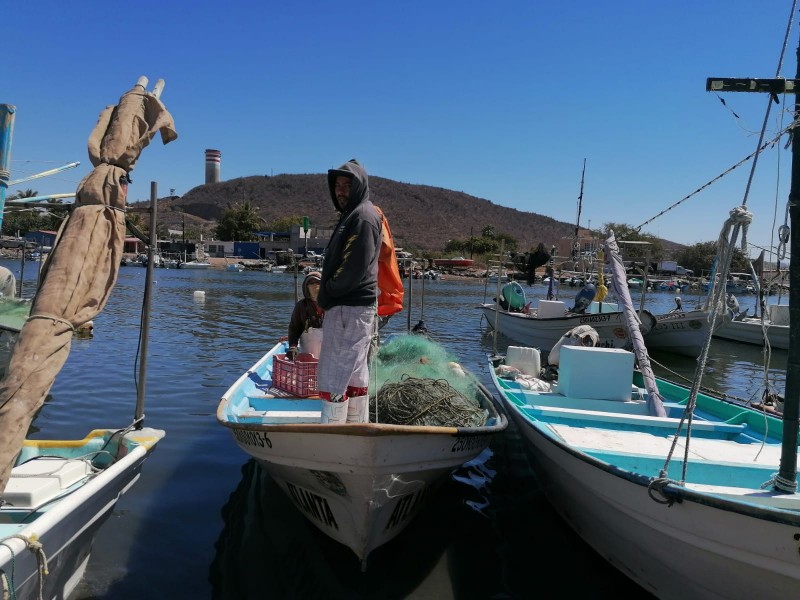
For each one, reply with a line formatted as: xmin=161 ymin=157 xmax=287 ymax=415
xmin=728 ymin=205 xmax=752 ymax=225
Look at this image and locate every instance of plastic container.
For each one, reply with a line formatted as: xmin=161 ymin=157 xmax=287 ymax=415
xmin=272 ymin=353 xmax=319 ymax=397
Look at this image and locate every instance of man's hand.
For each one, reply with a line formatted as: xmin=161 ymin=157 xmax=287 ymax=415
xmin=286 ymin=346 xmax=297 ymax=361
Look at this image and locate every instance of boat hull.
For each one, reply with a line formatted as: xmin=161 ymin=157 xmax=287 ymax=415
xmin=0 ymin=429 xmax=164 ymax=600
xmin=218 ymin=340 xmax=507 ymax=565
xmin=511 ymin=413 xmax=800 ymax=599
xmin=226 ymin=424 xmax=495 ymax=562
xmin=480 ymin=303 xmax=632 ymax=351
xmin=713 ymin=318 xmax=789 ymax=350
xmin=489 ymin=348 xmax=800 ymax=600
xmin=643 ymin=308 xmax=719 ymax=358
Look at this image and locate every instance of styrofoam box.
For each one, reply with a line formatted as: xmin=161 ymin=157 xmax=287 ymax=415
xmin=537 ymin=300 xmax=567 ymax=319
xmin=556 ymin=346 xmax=634 ymax=401
xmin=3 ymin=459 xmax=92 ymax=508
xmin=506 ymin=346 xmax=541 ymax=376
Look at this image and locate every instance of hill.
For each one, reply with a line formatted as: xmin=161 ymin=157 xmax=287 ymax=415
xmin=143 ymin=173 xmax=684 ymax=256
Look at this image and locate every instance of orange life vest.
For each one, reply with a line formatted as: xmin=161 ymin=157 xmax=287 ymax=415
xmin=374 ymin=206 xmax=404 ymax=316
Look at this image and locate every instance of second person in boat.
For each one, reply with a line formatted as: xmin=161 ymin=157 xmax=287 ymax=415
xmin=286 ymin=271 xmax=324 ymax=360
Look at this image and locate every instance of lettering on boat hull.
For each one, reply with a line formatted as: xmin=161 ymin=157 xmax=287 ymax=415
xmin=451 ymin=435 xmax=489 ymax=453
xmin=233 ymin=429 xmax=272 ymax=448
xmin=286 ymin=481 xmax=338 ymax=530
xmin=579 ymin=314 xmax=612 ymax=325
xmin=384 ymin=486 xmax=427 ymax=532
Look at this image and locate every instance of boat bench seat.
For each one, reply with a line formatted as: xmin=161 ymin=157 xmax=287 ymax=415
xmin=237 ymin=396 xmax=322 ymax=424
xmin=521 ymin=405 xmax=749 ymax=435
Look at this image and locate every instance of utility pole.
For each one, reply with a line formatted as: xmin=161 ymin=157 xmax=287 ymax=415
xmin=706 ymin=71 xmax=800 ymax=492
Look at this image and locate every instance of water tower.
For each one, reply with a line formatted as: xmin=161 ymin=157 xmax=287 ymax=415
xmin=205 ymin=149 xmax=221 ymax=184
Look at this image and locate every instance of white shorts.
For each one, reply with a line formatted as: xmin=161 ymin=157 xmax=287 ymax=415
xmin=318 ymin=304 xmax=376 ymax=395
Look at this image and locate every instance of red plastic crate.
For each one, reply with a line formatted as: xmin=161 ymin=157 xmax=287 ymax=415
xmin=272 ymin=353 xmax=319 ymax=397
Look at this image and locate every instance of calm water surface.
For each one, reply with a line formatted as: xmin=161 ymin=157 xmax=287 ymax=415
xmin=5 ymin=260 xmax=787 ymax=599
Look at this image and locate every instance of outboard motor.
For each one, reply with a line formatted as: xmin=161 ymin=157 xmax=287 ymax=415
xmin=500 ymin=281 xmax=526 ymax=312
xmin=569 ymin=283 xmax=596 ymax=314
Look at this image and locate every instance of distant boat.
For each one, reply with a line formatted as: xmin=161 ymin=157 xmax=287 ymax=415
xmin=178 ymin=259 xmax=210 ymax=269
xmin=713 ymin=303 xmax=789 ymax=350
xmin=433 ymin=257 xmax=473 ymax=268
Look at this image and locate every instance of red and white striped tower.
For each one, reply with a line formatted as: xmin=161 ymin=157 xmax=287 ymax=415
xmin=205 ymin=149 xmax=221 ymax=184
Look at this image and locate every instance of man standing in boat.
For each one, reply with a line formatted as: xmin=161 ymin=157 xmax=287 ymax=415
xmin=317 ymin=159 xmax=382 ymax=424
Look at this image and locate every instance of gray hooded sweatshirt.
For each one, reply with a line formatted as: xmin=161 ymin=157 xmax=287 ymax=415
xmin=318 ymin=159 xmax=381 ymax=310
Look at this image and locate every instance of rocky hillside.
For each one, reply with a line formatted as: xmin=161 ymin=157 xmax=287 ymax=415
xmin=137 ymin=173 xmax=684 ymax=255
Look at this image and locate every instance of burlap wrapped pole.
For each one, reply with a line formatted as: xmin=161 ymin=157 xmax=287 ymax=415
xmin=0 ymin=81 xmax=177 ymax=491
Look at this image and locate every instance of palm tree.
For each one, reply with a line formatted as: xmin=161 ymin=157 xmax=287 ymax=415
xmin=217 ymin=200 xmax=263 ymax=241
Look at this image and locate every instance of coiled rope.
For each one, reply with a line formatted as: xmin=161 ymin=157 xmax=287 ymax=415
xmin=0 ymin=534 xmax=49 ymax=600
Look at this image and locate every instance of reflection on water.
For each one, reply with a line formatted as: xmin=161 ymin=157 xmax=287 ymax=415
xmin=1 ymin=260 xmax=775 ymax=599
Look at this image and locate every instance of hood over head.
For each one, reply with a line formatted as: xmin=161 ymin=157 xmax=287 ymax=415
xmin=303 ymin=271 xmax=322 ymax=299
xmin=328 ymin=159 xmax=369 ymax=212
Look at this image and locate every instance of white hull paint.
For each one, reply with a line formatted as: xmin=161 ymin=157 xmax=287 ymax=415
xmin=643 ymin=308 xmax=720 ymax=358
xmin=178 ymin=260 xmax=211 ymax=269
xmin=490 ymin=346 xmax=800 ymax=600
xmin=0 ymin=429 xmax=164 ymax=600
xmin=218 ymin=340 xmax=507 ymax=565
xmin=511 ymin=413 xmax=800 ymax=599
xmin=480 ymin=303 xmax=632 ymax=351
xmin=713 ymin=317 xmax=789 ymax=350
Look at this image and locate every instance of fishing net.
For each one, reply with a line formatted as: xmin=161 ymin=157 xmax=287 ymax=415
xmin=368 ymin=335 xmax=486 ymax=427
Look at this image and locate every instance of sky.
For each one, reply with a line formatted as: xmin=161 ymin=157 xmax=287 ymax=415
xmin=5 ymin=1 xmax=800 ymax=259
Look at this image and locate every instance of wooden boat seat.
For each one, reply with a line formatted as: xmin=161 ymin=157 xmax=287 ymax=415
xmin=520 ymin=405 xmax=749 ymax=435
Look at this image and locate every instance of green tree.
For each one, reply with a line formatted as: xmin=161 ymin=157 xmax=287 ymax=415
xmin=601 ymin=222 xmax=664 ymax=259
xmin=1 ymin=209 xmax=42 ymax=237
xmin=481 ymin=225 xmax=496 ymax=239
xmin=495 ymin=232 xmax=518 ymax=253
xmin=675 ymin=241 xmax=749 ymax=276
xmin=444 ymin=239 xmax=466 ymax=253
xmin=3 ymin=190 xmax=43 ymax=236
xmin=41 ymin=199 xmax=69 ymax=231
xmin=8 ymin=189 xmax=38 ymax=200
xmin=267 ymin=215 xmax=304 ymax=233
xmin=216 ymin=201 xmax=264 ymax=241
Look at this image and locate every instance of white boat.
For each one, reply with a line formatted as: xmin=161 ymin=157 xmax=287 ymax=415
xmin=0 ymin=82 xmax=171 ymax=599
xmin=643 ymin=302 xmax=727 ymax=358
xmin=713 ymin=303 xmax=789 ymax=350
xmin=178 ymin=259 xmax=210 ymax=269
xmin=486 ymin=228 xmax=800 ymax=599
xmin=480 ymin=289 xmax=642 ymax=353
xmin=217 ymin=335 xmax=508 ymax=567
xmin=225 ymin=262 xmax=244 ymax=272
xmin=0 ymin=428 xmax=164 ymax=600
xmin=178 ymin=240 xmax=211 ymax=269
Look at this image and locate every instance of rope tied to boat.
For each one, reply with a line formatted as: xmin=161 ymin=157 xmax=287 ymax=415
xmin=761 ymin=472 xmax=799 ymax=493
xmin=647 ymin=477 xmax=681 ymax=506
xmin=0 ymin=533 xmax=49 ymax=600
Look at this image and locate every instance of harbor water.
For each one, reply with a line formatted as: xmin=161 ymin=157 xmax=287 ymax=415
xmin=5 ymin=259 xmax=786 ymax=599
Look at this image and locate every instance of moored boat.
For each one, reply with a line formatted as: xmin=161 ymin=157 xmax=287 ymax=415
xmin=433 ymin=256 xmax=473 ymax=268
xmin=217 ymin=335 xmax=507 ymax=567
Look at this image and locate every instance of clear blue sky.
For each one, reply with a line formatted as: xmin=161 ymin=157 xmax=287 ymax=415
xmin=6 ymin=1 xmax=799 ymax=258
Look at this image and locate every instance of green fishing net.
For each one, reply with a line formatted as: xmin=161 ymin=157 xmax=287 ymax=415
xmin=368 ymin=335 xmax=486 ymax=427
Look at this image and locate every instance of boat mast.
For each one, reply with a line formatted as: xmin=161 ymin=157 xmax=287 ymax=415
xmin=574 ymin=159 xmax=586 ymax=275
xmin=706 ymin=65 xmax=800 ymax=492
